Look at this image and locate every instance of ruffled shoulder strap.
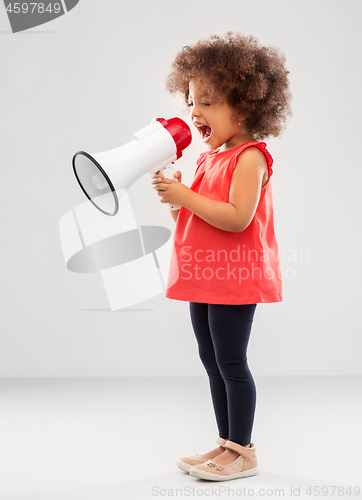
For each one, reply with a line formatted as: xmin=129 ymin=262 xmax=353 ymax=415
xmin=232 ymin=141 xmax=274 ymax=184
xmin=196 ymin=150 xmax=208 ymax=167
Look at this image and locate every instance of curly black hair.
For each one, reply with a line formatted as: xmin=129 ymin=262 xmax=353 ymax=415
xmin=166 ymin=32 xmax=292 ymax=141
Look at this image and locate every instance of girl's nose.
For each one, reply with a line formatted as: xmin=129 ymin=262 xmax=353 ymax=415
xmin=190 ymin=104 xmax=201 ymax=118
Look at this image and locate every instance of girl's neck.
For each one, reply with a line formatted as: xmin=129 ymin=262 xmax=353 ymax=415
xmin=218 ymin=130 xmax=254 ymax=153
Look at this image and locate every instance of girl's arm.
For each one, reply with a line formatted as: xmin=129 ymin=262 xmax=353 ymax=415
xmin=183 ymin=148 xmax=268 ymax=233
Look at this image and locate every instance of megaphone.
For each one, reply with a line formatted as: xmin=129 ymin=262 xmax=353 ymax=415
xmin=72 ymin=117 xmax=192 ymax=216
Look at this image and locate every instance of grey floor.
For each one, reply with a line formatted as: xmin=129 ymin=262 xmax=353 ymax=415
xmin=0 ymin=376 xmax=361 ymax=500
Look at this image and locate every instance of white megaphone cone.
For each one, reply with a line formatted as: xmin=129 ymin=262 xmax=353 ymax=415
xmin=72 ymin=117 xmax=192 ymax=216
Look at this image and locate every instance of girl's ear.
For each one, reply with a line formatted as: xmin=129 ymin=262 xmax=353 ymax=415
xmin=237 ymin=113 xmax=249 ymax=124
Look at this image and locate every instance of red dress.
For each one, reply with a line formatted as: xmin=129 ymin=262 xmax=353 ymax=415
xmin=165 ymin=141 xmax=282 ymax=305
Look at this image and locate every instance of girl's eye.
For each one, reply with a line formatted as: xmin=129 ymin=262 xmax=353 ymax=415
xmin=187 ymin=102 xmax=210 ymax=107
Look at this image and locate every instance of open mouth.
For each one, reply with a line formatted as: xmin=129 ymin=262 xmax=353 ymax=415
xmin=195 ymin=123 xmax=212 ymax=142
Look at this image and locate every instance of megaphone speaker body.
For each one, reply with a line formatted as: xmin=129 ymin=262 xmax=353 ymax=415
xmin=73 ymin=117 xmax=192 ymax=216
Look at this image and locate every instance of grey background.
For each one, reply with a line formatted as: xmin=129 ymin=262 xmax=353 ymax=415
xmin=0 ymin=0 xmax=361 ymax=376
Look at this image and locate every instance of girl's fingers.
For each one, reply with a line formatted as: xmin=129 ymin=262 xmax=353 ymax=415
xmin=152 ymin=178 xmax=164 ymax=185
xmin=152 ymin=174 xmax=164 ymax=182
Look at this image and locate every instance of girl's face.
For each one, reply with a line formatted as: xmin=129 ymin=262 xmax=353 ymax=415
xmin=188 ymin=78 xmax=252 ymax=151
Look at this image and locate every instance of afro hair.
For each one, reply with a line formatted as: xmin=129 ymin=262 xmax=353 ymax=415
xmin=166 ymin=32 xmax=292 ymax=141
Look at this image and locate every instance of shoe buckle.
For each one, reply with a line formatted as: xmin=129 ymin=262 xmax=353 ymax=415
xmin=206 ymin=460 xmax=224 ymax=471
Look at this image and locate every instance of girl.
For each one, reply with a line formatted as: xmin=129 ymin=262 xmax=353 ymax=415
xmin=151 ymin=32 xmax=292 ymax=481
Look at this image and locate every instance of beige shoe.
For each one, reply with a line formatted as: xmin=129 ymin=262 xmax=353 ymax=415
xmin=177 ymin=437 xmax=227 ymax=472
xmin=189 ymin=439 xmax=258 ymax=481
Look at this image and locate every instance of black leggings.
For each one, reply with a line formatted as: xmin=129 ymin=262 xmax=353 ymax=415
xmin=189 ymin=302 xmax=257 ymax=447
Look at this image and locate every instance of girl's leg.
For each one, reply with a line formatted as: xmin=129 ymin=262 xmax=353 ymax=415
xmin=208 ymin=303 xmax=257 ymax=447
xmin=189 ymin=302 xmax=229 ymax=439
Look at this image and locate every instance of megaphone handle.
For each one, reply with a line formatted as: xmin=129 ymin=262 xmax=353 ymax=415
xmin=161 ymin=165 xmax=181 ymax=211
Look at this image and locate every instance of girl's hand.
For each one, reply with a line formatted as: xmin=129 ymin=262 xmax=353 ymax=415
xmin=151 ymin=170 xmax=190 ymax=207
xmin=173 ymin=170 xmax=182 ymax=183
xmin=151 ymin=170 xmax=182 ymax=182
xmin=151 ymin=170 xmax=164 ymax=181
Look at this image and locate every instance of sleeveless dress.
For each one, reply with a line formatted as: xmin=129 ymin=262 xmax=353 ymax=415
xmin=165 ymin=141 xmax=282 ymax=305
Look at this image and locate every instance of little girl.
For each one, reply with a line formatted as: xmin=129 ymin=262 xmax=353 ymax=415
xmin=152 ymin=32 xmax=292 ymax=481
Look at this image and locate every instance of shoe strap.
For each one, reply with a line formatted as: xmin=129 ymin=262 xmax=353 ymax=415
xmin=216 ymin=437 xmax=227 ymax=447
xmin=224 ymin=440 xmax=255 ymax=460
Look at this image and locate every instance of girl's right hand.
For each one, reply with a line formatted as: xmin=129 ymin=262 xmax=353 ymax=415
xmin=151 ymin=170 xmax=164 ymax=182
xmin=151 ymin=171 xmax=164 ymax=194
xmin=173 ymin=170 xmax=182 ymax=183
xmin=151 ymin=170 xmax=182 ymax=183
